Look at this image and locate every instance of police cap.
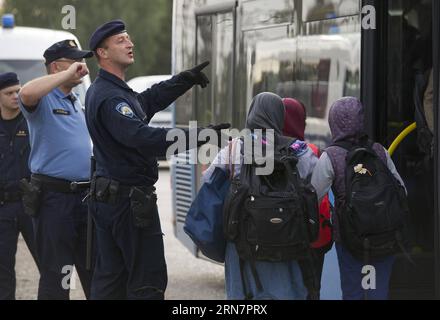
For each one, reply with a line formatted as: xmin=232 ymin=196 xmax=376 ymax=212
xmin=0 ymin=72 xmax=19 ymax=91
xmin=44 ymin=39 xmax=94 ymax=65
xmin=89 ymin=19 xmax=127 ymax=51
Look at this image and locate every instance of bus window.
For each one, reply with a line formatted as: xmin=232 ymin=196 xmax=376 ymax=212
xmin=195 ymin=14 xmax=214 ymax=126
xmin=194 ymin=9 xmax=235 ymax=191
xmin=241 ymin=0 xmax=293 ymax=29
xmin=303 ymin=0 xmax=359 ymax=22
xmin=195 ymin=10 xmax=234 ymax=126
xmin=382 ymin=0 xmax=435 ymax=299
xmin=213 ymin=12 xmax=234 ymax=125
xmin=343 ymin=69 xmax=360 ymax=97
xmin=173 ymin=0 xmax=197 ymax=127
xmin=242 ymin=25 xmax=294 ymax=115
xmin=297 ymin=16 xmax=360 ymax=148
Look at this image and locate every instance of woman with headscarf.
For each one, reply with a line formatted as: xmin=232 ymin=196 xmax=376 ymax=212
xmin=311 ymin=97 xmax=406 ymax=300
xmin=282 ymin=98 xmax=333 ymax=300
xmin=203 ymin=92 xmax=317 ymax=300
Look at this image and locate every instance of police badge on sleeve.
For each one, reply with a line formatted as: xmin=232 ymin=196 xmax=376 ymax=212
xmin=116 ymin=103 xmax=134 ymax=118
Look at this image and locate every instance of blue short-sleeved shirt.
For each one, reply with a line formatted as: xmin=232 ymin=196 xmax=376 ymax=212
xmin=19 ymin=88 xmax=92 ymax=181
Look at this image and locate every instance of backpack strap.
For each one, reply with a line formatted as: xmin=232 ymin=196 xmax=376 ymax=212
xmin=332 ymin=138 xmax=382 ymax=159
xmin=308 ymin=143 xmax=321 ymax=157
xmin=228 ymin=140 xmax=234 ymax=180
xmin=228 ymin=138 xmax=241 ymax=180
xmin=238 ymin=258 xmax=263 ymax=300
xmin=331 ymin=140 xmax=356 ymax=152
xmin=239 ymin=258 xmax=253 ymax=300
xmin=395 ymin=231 xmax=415 ymax=265
xmin=249 ymin=259 xmax=263 ymax=294
xmin=298 ymin=253 xmax=320 ymax=300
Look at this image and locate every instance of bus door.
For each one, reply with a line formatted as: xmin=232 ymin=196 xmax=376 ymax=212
xmin=432 ymin=0 xmax=440 ymax=300
xmin=171 ymin=2 xmax=236 ymax=259
xmin=366 ymin=0 xmax=438 ymax=299
xmin=194 ymin=3 xmax=236 ymax=192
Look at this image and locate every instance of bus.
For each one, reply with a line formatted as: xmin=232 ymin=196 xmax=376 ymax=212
xmin=0 ymin=14 xmax=91 ymax=103
xmin=171 ymin=0 xmax=439 ymax=299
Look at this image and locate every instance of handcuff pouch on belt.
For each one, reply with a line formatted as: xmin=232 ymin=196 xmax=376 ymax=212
xmin=94 ymin=178 xmax=120 ymax=205
xmin=129 ymin=186 xmax=157 ymax=228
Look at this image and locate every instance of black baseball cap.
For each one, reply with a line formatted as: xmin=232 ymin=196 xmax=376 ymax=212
xmin=44 ymin=39 xmax=94 ymax=65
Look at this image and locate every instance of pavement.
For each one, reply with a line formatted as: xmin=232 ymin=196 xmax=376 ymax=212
xmin=15 ymin=168 xmax=225 ymax=300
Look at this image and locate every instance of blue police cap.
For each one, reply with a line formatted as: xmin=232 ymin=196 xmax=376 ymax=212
xmin=89 ymin=19 xmax=127 ymax=51
xmin=0 ymin=72 xmax=19 ymax=91
xmin=44 ymin=39 xmax=94 ymax=65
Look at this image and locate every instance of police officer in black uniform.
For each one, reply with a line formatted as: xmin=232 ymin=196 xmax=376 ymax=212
xmin=0 ymin=72 xmax=39 ymax=300
xmin=86 ymin=20 xmax=229 ymax=300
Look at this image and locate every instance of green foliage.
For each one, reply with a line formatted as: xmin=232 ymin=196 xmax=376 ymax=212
xmin=3 ymin=0 xmax=173 ymax=80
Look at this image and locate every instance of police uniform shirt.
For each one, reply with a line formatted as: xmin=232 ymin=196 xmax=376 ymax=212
xmin=85 ymin=69 xmax=193 ymax=186
xmin=0 ymin=112 xmax=30 ymax=191
xmin=19 ymin=88 xmax=92 ymax=181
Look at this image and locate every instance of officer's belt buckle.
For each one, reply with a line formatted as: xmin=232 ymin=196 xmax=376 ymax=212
xmin=70 ymin=181 xmax=91 ymax=192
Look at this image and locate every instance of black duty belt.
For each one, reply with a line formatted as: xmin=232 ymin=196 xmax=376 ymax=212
xmin=0 ymin=191 xmax=22 ymax=204
xmin=31 ymin=174 xmax=89 ymax=194
xmin=92 ymin=176 xmax=155 ymax=203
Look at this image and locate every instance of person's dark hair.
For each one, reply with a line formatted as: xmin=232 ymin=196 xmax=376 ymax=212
xmin=94 ymin=40 xmax=109 ymax=61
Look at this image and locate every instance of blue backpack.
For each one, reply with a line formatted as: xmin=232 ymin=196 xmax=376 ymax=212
xmin=184 ymin=166 xmax=230 ymax=263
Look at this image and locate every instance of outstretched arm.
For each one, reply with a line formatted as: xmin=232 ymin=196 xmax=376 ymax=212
xmin=136 ymin=61 xmax=210 ymax=121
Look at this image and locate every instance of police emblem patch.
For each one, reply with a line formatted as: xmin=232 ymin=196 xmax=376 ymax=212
xmin=116 ymin=103 xmax=134 ymax=118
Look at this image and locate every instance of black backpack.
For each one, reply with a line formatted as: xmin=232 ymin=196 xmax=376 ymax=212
xmin=223 ymin=138 xmax=320 ymax=299
xmin=334 ymin=140 xmax=410 ymax=263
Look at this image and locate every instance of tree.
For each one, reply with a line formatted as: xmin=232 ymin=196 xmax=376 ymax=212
xmin=3 ymin=0 xmax=173 ymax=80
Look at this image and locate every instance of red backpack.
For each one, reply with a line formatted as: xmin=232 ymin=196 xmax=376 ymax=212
xmin=308 ymin=143 xmax=334 ymax=253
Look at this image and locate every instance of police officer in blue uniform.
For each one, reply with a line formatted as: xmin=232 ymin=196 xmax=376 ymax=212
xmin=0 ymin=72 xmax=39 ymax=300
xmin=18 ymin=40 xmax=95 ymax=300
xmin=86 ymin=20 xmax=229 ymax=300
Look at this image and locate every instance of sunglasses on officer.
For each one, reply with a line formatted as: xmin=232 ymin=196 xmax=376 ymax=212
xmin=55 ymin=58 xmax=85 ymax=64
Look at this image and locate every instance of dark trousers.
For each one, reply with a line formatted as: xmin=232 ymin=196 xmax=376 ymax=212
xmin=90 ymin=196 xmax=167 ymax=300
xmin=336 ymin=243 xmax=395 ymax=300
xmin=0 ymin=201 xmax=39 ymax=300
xmin=33 ymin=191 xmax=94 ymax=300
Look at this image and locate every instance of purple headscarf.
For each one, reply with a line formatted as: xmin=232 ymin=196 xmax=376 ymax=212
xmin=326 ymin=96 xmax=386 ymax=242
xmin=328 ymin=97 xmax=365 ymax=144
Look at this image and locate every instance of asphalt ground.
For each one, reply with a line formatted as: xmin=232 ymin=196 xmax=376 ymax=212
xmin=15 ymin=168 xmax=225 ymax=300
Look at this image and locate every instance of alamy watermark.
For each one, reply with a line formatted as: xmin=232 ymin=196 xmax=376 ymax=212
xmin=61 ymin=5 xmax=76 ymax=30
xmin=61 ymin=265 xmax=78 ymax=290
xmin=166 ymin=122 xmax=275 ymax=176
xmin=60 ymin=4 xmax=376 ymax=31
xmin=361 ymin=265 xmax=377 ymax=291
xmin=362 ymin=5 xmax=376 ymax=30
